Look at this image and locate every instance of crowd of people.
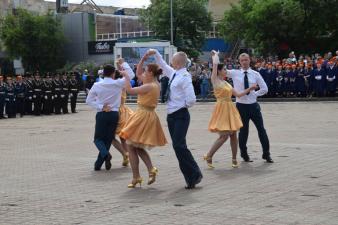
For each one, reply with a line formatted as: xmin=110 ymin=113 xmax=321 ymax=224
xmin=0 ymin=72 xmax=80 ymax=119
xmin=189 ymin=50 xmax=338 ymax=98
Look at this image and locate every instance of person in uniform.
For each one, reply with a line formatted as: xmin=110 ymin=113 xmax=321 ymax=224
xmin=42 ymin=75 xmax=54 ymax=115
xmin=203 ymin=51 xmax=256 ymax=169
xmin=69 ymin=73 xmax=79 ymax=113
xmin=5 ymin=76 xmax=16 ymax=118
xmin=120 ymin=57 xmax=167 ymax=188
xmin=33 ymin=72 xmax=43 ymax=116
xmin=326 ymin=60 xmax=337 ymax=97
xmin=265 ymin=64 xmax=276 ymax=97
xmin=61 ymin=73 xmax=70 ymax=114
xmin=53 ymin=73 xmax=62 ymax=114
xmin=24 ymin=74 xmax=34 ymax=115
xmin=0 ymin=75 xmax=7 ymax=119
xmin=275 ymin=65 xmax=285 ymax=97
xmin=312 ymin=62 xmax=326 ymax=97
xmin=304 ymin=64 xmax=313 ymax=97
xmin=284 ymin=64 xmax=292 ymax=97
xmin=150 ymin=49 xmax=203 ymax=189
xmin=289 ymin=64 xmax=298 ymax=96
xmin=15 ymin=75 xmax=26 ymax=117
xmin=295 ymin=63 xmax=307 ymax=97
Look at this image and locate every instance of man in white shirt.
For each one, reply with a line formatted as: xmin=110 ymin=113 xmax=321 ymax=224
xmin=86 ymin=62 xmax=135 ymax=171
xmin=227 ymin=53 xmax=273 ymax=163
xmin=149 ymin=49 xmax=203 ymax=189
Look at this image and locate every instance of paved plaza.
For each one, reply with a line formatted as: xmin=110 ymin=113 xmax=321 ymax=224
xmin=0 ymin=102 xmax=338 ymax=225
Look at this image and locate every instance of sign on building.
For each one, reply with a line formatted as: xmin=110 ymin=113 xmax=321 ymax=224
xmin=88 ymin=41 xmax=116 ymax=55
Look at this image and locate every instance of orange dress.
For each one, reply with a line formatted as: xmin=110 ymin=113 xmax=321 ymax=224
xmin=116 ymin=90 xmax=133 ymax=136
xmin=120 ymin=82 xmax=167 ymax=149
xmin=208 ymin=81 xmax=243 ymax=133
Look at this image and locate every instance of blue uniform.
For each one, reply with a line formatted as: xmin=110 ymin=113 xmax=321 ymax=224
xmin=288 ymin=69 xmax=297 ymax=95
xmin=326 ymin=65 xmax=337 ymax=96
xmin=312 ymin=68 xmax=326 ymax=97
xmin=265 ymin=68 xmax=276 ymax=97
xmin=275 ymin=70 xmax=285 ymax=96
xmin=295 ymin=68 xmax=306 ymax=97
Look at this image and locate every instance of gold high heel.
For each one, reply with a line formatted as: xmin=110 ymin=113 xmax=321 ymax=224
xmin=232 ymin=159 xmax=239 ymax=168
xmin=203 ymin=155 xmax=215 ymax=169
xmin=122 ymin=154 xmax=129 ymax=167
xmin=148 ymin=167 xmax=158 ymax=185
xmin=128 ymin=177 xmax=143 ymax=188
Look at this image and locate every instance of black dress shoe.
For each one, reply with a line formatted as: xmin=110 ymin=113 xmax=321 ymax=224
xmin=242 ymin=156 xmax=253 ymax=162
xmin=185 ymin=184 xmax=195 ymax=189
xmin=262 ymin=155 xmax=274 ymax=163
xmin=94 ymin=161 xmax=101 ymax=171
xmin=185 ymin=173 xmax=203 ymax=189
xmin=105 ymin=153 xmax=112 ymax=170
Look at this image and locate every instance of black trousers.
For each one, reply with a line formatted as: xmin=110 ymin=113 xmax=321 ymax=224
xmin=6 ymin=100 xmax=16 ymax=118
xmin=25 ymin=99 xmax=33 ymax=115
xmin=0 ymin=98 xmax=5 ymax=117
xmin=54 ymin=95 xmax=61 ymax=114
xmin=94 ymin=111 xmax=119 ymax=169
xmin=33 ymin=95 xmax=42 ymax=115
xmin=70 ymin=92 xmax=78 ymax=113
xmin=236 ymin=103 xmax=270 ymax=158
xmin=61 ymin=95 xmax=69 ymax=114
xmin=16 ymin=97 xmax=25 ymax=116
xmin=167 ymin=108 xmax=202 ymax=186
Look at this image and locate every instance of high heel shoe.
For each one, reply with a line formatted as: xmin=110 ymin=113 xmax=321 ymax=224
xmin=128 ymin=177 xmax=143 ymax=188
xmin=148 ymin=167 xmax=158 ymax=185
xmin=203 ymin=155 xmax=215 ymax=169
xmin=232 ymin=159 xmax=239 ymax=168
xmin=122 ymin=154 xmax=129 ymax=167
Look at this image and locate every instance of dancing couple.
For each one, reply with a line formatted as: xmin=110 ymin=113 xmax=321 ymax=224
xmin=203 ymin=50 xmax=273 ymax=169
xmin=86 ymin=50 xmax=203 ymax=189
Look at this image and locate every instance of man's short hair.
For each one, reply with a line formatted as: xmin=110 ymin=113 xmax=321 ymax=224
xmin=103 ymin=64 xmax=115 ymax=77
xmin=174 ymin=51 xmax=188 ymax=66
xmin=238 ymin=53 xmax=250 ymax=59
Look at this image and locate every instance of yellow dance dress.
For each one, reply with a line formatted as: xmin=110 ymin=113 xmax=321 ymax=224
xmin=120 ymin=82 xmax=167 ymax=149
xmin=116 ymin=90 xmax=133 ymax=136
xmin=208 ymin=81 xmax=243 ymax=133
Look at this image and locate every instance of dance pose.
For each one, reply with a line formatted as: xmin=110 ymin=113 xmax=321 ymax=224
xmin=120 ymin=55 xmax=167 ymax=188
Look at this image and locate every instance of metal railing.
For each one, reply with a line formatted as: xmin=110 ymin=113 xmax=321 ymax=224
xmin=97 ymin=31 xmax=156 ymax=41
xmin=97 ymin=30 xmax=220 ymax=41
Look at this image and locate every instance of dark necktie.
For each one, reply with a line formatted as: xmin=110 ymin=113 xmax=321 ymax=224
xmin=244 ymin=71 xmax=249 ymax=95
xmin=164 ymin=73 xmax=176 ymax=102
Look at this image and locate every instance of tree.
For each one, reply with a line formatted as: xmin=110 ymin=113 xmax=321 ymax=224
xmin=140 ymin=0 xmax=212 ymax=58
xmin=0 ymin=9 xmax=66 ymax=72
xmin=219 ymin=0 xmax=338 ymax=57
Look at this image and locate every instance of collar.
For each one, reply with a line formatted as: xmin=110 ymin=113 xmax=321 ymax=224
xmin=175 ymin=67 xmax=188 ymax=75
xmin=102 ymin=77 xmax=114 ymax=83
xmin=240 ymin=68 xmax=252 ymax=73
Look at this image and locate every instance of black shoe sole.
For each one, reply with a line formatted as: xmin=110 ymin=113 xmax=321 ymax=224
xmin=105 ymin=154 xmax=112 ymax=170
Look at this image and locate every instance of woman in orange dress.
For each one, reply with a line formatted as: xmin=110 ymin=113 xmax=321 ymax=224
xmin=203 ymin=51 xmax=256 ymax=168
xmin=111 ymin=87 xmax=132 ymax=167
xmin=120 ymin=55 xmax=167 ymax=188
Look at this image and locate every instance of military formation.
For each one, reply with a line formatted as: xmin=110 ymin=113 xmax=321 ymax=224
xmin=254 ymin=59 xmax=338 ymax=98
xmin=0 ymin=72 xmax=80 ymax=119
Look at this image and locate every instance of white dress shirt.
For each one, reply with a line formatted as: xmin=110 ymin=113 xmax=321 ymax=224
xmin=154 ymin=50 xmax=196 ymax=114
xmin=86 ymin=62 xmax=134 ymax=112
xmin=227 ymin=68 xmax=268 ymax=104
